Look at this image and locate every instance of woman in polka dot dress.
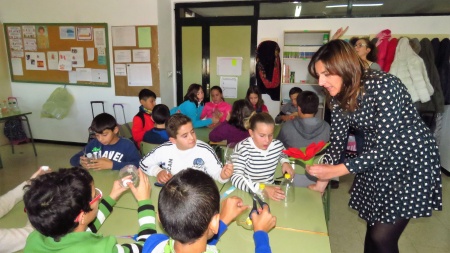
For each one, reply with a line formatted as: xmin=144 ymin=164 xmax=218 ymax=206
xmin=306 ymin=40 xmax=442 ymax=253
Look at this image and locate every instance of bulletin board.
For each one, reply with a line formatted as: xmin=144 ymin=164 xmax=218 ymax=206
xmin=111 ymin=25 xmax=160 ymax=97
xmin=4 ymin=23 xmax=110 ymax=87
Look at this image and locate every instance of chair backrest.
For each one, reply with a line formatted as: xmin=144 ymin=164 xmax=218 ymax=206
xmin=140 ymin=141 xmax=160 ymax=157
xmin=118 ymin=122 xmax=133 ymax=139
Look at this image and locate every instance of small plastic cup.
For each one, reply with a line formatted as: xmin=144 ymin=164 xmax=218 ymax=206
xmin=236 ymin=208 xmax=253 ymax=230
xmin=119 ymin=165 xmax=140 ymax=188
xmin=40 ymin=166 xmax=49 ymax=171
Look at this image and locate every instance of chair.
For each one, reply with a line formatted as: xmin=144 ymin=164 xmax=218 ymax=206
xmin=140 ymin=141 xmax=160 ymax=157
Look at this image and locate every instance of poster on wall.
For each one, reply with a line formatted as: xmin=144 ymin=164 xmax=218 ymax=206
xmin=217 ymin=57 xmax=243 ymax=76
xmin=59 ymin=26 xmax=76 ymax=39
xmin=36 ymin=26 xmax=49 ymax=49
xmin=25 ymin=52 xmax=47 ymax=70
xmin=220 ymin=76 xmax=238 ymax=98
xmin=77 ymin=27 xmax=93 ymax=41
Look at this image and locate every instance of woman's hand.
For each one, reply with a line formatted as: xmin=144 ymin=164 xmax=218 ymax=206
xmin=264 ymin=185 xmax=285 ymax=201
xmin=307 ymin=180 xmax=329 ymax=195
xmin=305 ymin=163 xmax=349 ymax=180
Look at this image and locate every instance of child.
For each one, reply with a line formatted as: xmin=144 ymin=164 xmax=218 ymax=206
xmin=246 ymin=86 xmax=269 ymax=113
xmin=132 ymin=89 xmax=157 ymax=148
xmin=170 ymin=83 xmax=219 ymax=128
xmin=143 ymin=104 xmax=170 ymax=144
xmin=140 ymin=114 xmax=233 ymax=184
xmin=275 ymin=87 xmax=302 ymax=124
xmin=143 ymin=169 xmax=275 ymax=253
xmin=70 ymin=113 xmax=141 ymax=170
xmin=23 ymin=167 xmax=154 ymax=253
xmin=278 ymin=91 xmax=330 ymax=148
xmin=231 ymin=112 xmax=294 ymax=201
xmin=0 ymin=167 xmax=50 ymax=253
xmin=209 ymin=99 xmax=254 ymax=145
xmin=200 ymin=86 xmax=232 ymax=125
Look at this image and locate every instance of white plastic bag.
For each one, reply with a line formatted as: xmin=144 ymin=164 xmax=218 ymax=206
xmin=41 ymin=87 xmax=74 ymax=119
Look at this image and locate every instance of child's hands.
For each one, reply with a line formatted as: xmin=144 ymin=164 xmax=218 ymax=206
xmin=281 ymin=162 xmax=295 ymax=179
xmin=156 ymin=170 xmax=173 ymax=184
xmin=264 ymin=185 xmax=285 ymax=201
xmin=109 ymin=179 xmax=129 ymax=201
xmin=331 ymin=26 xmax=349 ymax=40
xmin=220 ymin=163 xmax=233 ymax=180
xmin=251 ymin=205 xmax=276 ymax=233
xmin=220 ymin=196 xmax=249 ymax=225
xmin=79 ymin=156 xmax=90 ymax=169
xmin=89 ymin=158 xmax=113 ymax=170
xmin=129 ymin=169 xmax=151 ymax=201
xmin=211 ymin=114 xmax=220 ymax=124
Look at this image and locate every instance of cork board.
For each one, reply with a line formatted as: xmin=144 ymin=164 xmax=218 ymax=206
xmin=112 ymin=25 xmax=160 ymax=97
xmin=4 ymin=23 xmax=110 ymax=87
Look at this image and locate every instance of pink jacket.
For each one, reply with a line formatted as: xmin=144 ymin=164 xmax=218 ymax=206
xmin=200 ymin=101 xmax=232 ymax=122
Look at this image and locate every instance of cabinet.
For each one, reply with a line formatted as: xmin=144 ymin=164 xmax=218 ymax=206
xmin=281 ymin=31 xmax=330 ymax=119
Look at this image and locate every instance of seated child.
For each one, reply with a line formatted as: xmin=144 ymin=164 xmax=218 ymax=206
xmin=0 ymin=167 xmax=50 ymax=253
xmin=246 ymin=86 xmax=268 ymax=113
xmin=143 ymin=168 xmax=275 ymax=253
xmin=275 ymin=87 xmax=302 ymax=124
xmin=170 ymin=83 xmax=219 ymax=128
xmin=231 ymin=112 xmax=294 ymax=201
xmin=70 ymin=113 xmax=141 ymax=170
xmin=132 ymin=89 xmax=157 ymax=148
xmin=277 ymin=91 xmax=330 ymax=148
xmin=140 ymin=114 xmax=233 ymax=184
xmin=200 ymin=86 xmax=232 ymax=125
xmin=209 ymin=99 xmax=254 ymax=145
xmin=143 ymin=104 xmax=170 ymax=144
xmin=23 ymin=167 xmax=154 ymax=253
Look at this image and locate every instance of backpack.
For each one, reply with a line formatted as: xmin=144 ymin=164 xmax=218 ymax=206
xmin=136 ymin=111 xmax=146 ymax=127
xmin=4 ymin=118 xmax=28 ymax=144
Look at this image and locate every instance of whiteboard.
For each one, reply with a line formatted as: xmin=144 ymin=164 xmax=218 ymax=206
xmin=217 ymin=57 xmax=243 ymax=76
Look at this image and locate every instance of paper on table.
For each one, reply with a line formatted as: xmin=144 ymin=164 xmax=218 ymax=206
xmin=91 ymin=69 xmax=108 ymax=83
xmin=114 ymin=50 xmax=132 ymax=63
xmin=132 ymin=49 xmax=150 ymax=62
xmin=138 ymin=27 xmax=152 ymax=48
xmin=86 ymin=48 xmax=95 ymax=61
xmin=112 ymin=26 xmax=136 ymax=47
xmin=220 ymin=76 xmax=238 ymax=98
xmin=94 ymin=28 xmax=106 ymax=48
xmin=76 ymin=68 xmax=92 ymax=82
xmin=47 ymin=51 xmax=59 ymax=70
xmin=127 ymin=63 xmax=152 ymax=86
xmin=114 ymin=64 xmax=127 ymax=76
xmin=11 ymin=58 xmax=23 ymax=76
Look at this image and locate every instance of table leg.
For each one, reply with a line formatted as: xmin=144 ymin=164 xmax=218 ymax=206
xmin=23 ymin=115 xmax=37 ymax=156
xmin=0 ymin=153 xmax=3 ymax=169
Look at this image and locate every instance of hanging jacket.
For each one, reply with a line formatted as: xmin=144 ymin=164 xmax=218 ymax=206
xmin=375 ymin=29 xmax=391 ymax=71
xmin=436 ymin=38 xmax=450 ymax=104
xmin=384 ymin=38 xmax=398 ymax=73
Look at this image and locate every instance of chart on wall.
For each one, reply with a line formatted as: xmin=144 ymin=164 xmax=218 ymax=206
xmin=4 ymin=23 xmax=111 ymax=87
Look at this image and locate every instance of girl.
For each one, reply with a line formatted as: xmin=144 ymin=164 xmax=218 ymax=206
xmin=245 ymin=86 xmax=268 ymax=113
xmin=353 ymin=37 xmax=381 ymax=70
xmin=230 ymin=112 xmax=294 ymax=201
xmin=171 ymin=83 xmax=219 ymax=128
xmin=209 ymin=99 xmax=254 ymax=145
xmin=200 ymin=86 xmax=232 ymax=125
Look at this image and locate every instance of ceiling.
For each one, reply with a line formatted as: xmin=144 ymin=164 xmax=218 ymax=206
xmin=185 ymin=0 xmax=450 ymax=18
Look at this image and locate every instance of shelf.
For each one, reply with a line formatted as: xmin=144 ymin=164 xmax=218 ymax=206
xmin=281 ymin=82 xmax=319 ymax=86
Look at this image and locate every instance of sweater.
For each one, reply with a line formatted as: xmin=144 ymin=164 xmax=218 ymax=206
xmin=132 ymin=110 xmax=155 ymax=148
xmin=231 ymin=137 xmax=289 ymax=192
xmin=383 ymin=38 xmax=398 ymax=72
xmin=0 ymin=181 xmax=33 ymax=253
xmin=200 ymin=101 xmax=232 ymax=123
xmin=143 ymin=127 xmax=169 ymax=144
xmin=140 ymin=140 xmax=228 ymax=183
xmin=24 ymin=198 xmax=156 ymax=253
xmin=275 ymin=101 xmax=298 ymax=124
xmin=208 ymin=121 xmax=250 ymax=145
xmin=277 ymin=117 xmax=330 ymax=149
xmin=171 ymin=100 xmax=212 ymax=128
xmin=70 ymin=137 xmax=141 ymax=170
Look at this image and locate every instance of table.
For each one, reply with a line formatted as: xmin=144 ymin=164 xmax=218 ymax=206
xmin=195 ymin=127 xmax=212 ymax=143
xmin=0 ymin=112 xmax=37 ymax=169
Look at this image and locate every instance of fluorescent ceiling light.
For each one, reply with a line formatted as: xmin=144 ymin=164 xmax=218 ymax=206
xmin=295 ymin=5 xmax=302 ymax=17
xmin=326 ymin=3 xmax=383 ymax=8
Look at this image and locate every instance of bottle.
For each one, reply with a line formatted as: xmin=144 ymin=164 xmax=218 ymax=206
xmin=258 ymin=183 xmax=269 ymax=203
xmin=119 ymin=165 xmax=140 ymax=188
xmin=323 ymin=33 xmax=329 ymax=44
xmin=11 ymin=101 xmax=20 ymax=114
xmin=280 ymin=174 xmax=295 ymax=205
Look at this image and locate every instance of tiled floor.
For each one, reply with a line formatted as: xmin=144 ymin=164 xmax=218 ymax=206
xmin=0 ymin=142 xmax=449 ymax=252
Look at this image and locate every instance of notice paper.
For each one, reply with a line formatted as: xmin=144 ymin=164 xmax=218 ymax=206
xmin=68 ymin=71 xmax=77 ymax=83
xmin=91 ymin=69 xmax=108 ymax=83
xmin=114 ymin=50 xmax=132 ymax=63
xmin=217 ymin=57 xmax=243 ymax=76
xmin=94 ymin=28 xmax=106 ymax=48
xmin=47 ymin=51 xmax=59 ymax=70
xmin=138 ymin=27 xmax=152 ymax=48
xmin=76 ymin=68 xmax=92 ymax=82
xmin=220 ymin=76 xmax=238 ymax=98
xmin=127 ymin=63 xmax=152 ymax=86
xmin=71 ymin=47 xmax=85 ymax=68
xmin=86 ymin=48 xmax=95 ymax=61
xmin=132 ymin=49 xmax=150 ymax=62
xmin=58 ymin=51 xmax=72 ymax=71
xmin=114 ymin=64 xmax=127 ymax=76
xmin=25 ymin=52 xmax=47 ymax=70
xmin=11 ymin=58 xmax=24 ymax=76
xmin=112 ymin=26 xmax=136 ymax=47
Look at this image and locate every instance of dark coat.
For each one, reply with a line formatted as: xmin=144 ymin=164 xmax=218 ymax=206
xmin=436 ymin=38 xmax=450 ymax=104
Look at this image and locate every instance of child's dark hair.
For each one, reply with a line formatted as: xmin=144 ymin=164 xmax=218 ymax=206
xmin=246 ymin=86 xmax=264 ymax=110
xmin=297 ymin=91 xmax=319 ymax=115
xmin=184 ymin=83 xmax=204 ymax=106
xmin=158 ymin=168 xmax=220 ymax=244
xmin=228 ymin=99 xmax=254 ymax=131
xmin=89 ymin=113 xmax=117 ymax=133
xmin=289 ymin=87 xmax=302 ymax=96
xmin=247 ymin=112 xmax=274 ymax=131
xmin=166 ymin=114 xmax=192 ymax=138
xmin=152 ymin=104 xmax=170 ymax=125
xmin=23 ymin=167 xmax=93 ymax=241
xmin=139 ymin=89 xmax=157 ymax=101
xmin=210 ymin=86 xmax=223 ymax=98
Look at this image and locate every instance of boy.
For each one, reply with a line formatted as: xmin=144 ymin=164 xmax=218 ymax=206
xmin=140 ymin=114 xmax=233 ymax=184
xmin=275 ymin=87 xmax=302 ymax=124
xmin=277 ymin=91 xmax=330 ymax=148
xmin=133 ymin=89 xmax=157 ymax=148
xmin=23 ymin=167 xmax=154 ymax=253
xmin=143 ymin=104 xmax=170 ymax=144
xmin=143 ymin=169 xmax=275 ymax=253
xmin=70 ymin=113 xmax=141 ymax=170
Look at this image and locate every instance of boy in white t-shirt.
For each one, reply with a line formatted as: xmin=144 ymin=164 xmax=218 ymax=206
xmin=140 ymin=114 xmax=233 ymax=184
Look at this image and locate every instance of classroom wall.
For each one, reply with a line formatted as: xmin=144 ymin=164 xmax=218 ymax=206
xmin=0 ymin=22 xmax=12 ymax=145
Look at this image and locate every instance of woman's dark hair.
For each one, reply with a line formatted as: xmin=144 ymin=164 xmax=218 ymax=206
xmin=308 ymin=40 xmax=365 ymax=112
xmin=89 ymin=113 xmax=117 ymax=133
xmin=228 ymin=99 xmax=254 ymax=131
xmin=247 ymin=112 xmax=274 ymax=131
xmin=166 ymin=113 xmax=192 ymax=138
xmin=245 ymin=86 xmax=264 ymax=111
xmin=358 ymin=37 xmax=378 ymax=62
xmin=184 ymin=83 xmax=204 ymax=106
xmin=23 ymin=167 xmax=93 ymax=241
xmin=158 ymin=169 xmax=220 ymax=244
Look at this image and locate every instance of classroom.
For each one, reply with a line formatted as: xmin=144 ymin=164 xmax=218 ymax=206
xmin=0 ymin=1 xmax=449 ymax=252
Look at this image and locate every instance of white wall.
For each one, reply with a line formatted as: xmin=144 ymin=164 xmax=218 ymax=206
xmin=0 ymin=0 xmax=158 ymax=143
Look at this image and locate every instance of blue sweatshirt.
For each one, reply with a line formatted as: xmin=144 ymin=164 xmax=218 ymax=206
xmin=170 ymin=100 xmax=212 ymax=128
xmin=70 ymin=137 xmax=141 ymax=170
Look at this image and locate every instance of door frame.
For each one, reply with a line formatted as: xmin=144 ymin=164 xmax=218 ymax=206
xmin=174 ymin=2 xmax=258 ymax=104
